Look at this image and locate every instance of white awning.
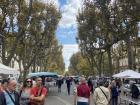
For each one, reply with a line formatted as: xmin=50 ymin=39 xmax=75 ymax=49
xmin=0 ymin=63 xmax=20 ymax=75
xmin=113 ymin=69 xmax=140 ymax=79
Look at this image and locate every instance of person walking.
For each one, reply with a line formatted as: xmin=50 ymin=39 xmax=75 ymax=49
xmin=66 ymin=77 xmax=71 ymax=95
xmin=74 ymin=76 xmax=91 ymax=105
xmin=0 ymin=79 xmax=20 ymax=105
xmin=111 ymin=80 xmax=118 ymax=105
xmin=94 ymin=79 xmax=110 ymax=105
xmin=20 ymin=78 xmax=33 ymax=105
xmin=30 ymin=77 xmax=47 ymax=105
xmin=87 ymin=78 xmax=93 ymax=94
xmin=57 ymin=77 xmax=62 ymax=93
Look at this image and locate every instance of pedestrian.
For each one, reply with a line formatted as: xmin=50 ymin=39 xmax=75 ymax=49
xmin=111 ymin=80 xmax=118 ymax=105
xmin=20 ymin=78 xmax=33 ymax=105
xmin=30 ymin=77 xmax=47 ymax=105
xmin=94 ymin=79 xmax=110 ymax=105
xmin=0 ymin=79 xmax=8 ymax=92
xmin=93 ymin=78 xmax=97 ymax=90
xmin=131 ymin=83 xmax=139 ymax=99
xmin=66 ymin=76 xmax=71 ymax=95
xmin=57 ymin=77 xmax=62 ymax=93
xmin=0 ymin=79 xmax=20 ymax=105
xmin=87 ymin=78 xmax=93 ymax=94
xmin=74 ymin=76 xmax=91 ymax=105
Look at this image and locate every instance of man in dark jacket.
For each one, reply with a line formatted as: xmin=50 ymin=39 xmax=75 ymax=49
xmin=57 ymin=77 xmax=63 ymax=93
xmin=66 ymin=77 xmax=71 ymax=95
xmin=131 ymin=83 xmax=139 ymax=99
xmin=0 ymin=79 xmax=20 ymax=105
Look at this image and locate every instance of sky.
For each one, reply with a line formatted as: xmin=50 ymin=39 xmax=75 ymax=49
xmin=42 ymin=0 xmax=83 ymax=69
xmin=57 ymin=0 xmax=83 ymax=69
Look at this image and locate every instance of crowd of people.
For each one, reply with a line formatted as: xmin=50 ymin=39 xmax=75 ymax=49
xmin=55 ymin=76 xmax=122 ymax=105
xmin=72 ymin=76 xmax=122 ymax=105
xmin=0 ymin=77 xmax=47 ymax=105
xmin=0 ymin=75 xmax=139 ymax=105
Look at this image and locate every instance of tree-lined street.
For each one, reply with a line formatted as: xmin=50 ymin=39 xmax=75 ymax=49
xmin=0 ymin=0 xmax=140 ymax=105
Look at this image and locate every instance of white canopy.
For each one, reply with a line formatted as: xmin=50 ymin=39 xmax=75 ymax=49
xmin=113 ymin=69 xmax=140 ymax=79
xmin=0 ymin=63 xmax=20 ymax=75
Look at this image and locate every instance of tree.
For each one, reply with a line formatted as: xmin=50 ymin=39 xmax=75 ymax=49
xmin=69 ymin=52 xmax=92 ymax=76
xmin=77 ymin=0 xmax=112 ymax=76
xmin=77 ymin=0 xmax=140 ymax=76
xmin=1 ymin=0 xmax=33 ymax=66
xmin=0 ymin=0 xmax=64 ymax=79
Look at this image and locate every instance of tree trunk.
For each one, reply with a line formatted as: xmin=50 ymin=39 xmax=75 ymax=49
xmin=85 ymin=53 xmax=95 ymax=76
xmin=92 ymin=51 xmax=103 ymax=77
xmin=102 ymin=55 xmax=104 ymax=75
xmin=18 ymin=60 xmax=22 ymax=81
xmin=33 ymin=56 xmax=36 ymax=73
xmin=23 ymin=67 xmax=28 ymax=81
xmin=107 ymin=47 xmax=113 ymax=77
xmin=133 ymin=42 xmax=137 ymax=69
xmin=126 ymin=35 xmax=133 ymax=69
xmin=98 ymin=50 xmax=103 ymax=77
xmin=117 ymin=58 xmax=120 ymax=73
xmin=2 ymin=38 xmax=6 ymax=64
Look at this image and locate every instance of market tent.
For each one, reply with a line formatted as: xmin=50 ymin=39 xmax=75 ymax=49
xmin=27 ymin=72 xmax=58 ymax=78
xmin=128 ymin=73 xmax=140 ymax=79
xmin=0 ymin=63 xmax=20 ymax=75
xmin=113 ymin=69 xmax=140 ymax=78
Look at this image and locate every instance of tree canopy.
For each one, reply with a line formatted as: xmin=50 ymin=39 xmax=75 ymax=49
xmin=76 ymin=0 xmax=140 ymax=76
xmin=0 ymin=0 xmax=65 ymax=78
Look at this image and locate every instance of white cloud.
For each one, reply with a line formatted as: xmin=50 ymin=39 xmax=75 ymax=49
xmin=59 ymin=0 xmax=84 ymax=28
xmin=62 ymin=44 xmax=79 ymax=69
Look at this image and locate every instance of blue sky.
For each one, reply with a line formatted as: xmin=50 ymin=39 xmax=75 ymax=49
xmin=55 ymin=0 xmax=83 ymax=44
xmin=58 ymin=0 xmax=67 ymax=6
xmin=56 ymin=26 xmax=77 ymax=44
xmin=56 ymin=0 xmax=83 ymax=69
xmin=43 ymin=0 xmax=83 ymax=69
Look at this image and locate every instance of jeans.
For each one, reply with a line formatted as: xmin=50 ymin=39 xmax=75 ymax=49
xmin=67 ymin=86 xmax=70 ymax=95
xmin=77 ymin=102 xmax=89 ymax=105
xmin=112 ymin=97 xmax=118 ymax=105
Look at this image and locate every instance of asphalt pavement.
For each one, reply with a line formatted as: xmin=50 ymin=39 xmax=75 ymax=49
xmin=45 ymin=83 xmax=74 ymax=105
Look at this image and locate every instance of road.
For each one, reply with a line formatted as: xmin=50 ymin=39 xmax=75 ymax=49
xmin=45 ymin=82 xmax=94 ymax=105
xmin=45 ymin=83 xmax=74 ymax=105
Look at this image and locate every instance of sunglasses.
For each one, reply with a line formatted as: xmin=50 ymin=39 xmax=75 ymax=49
xmin=26 ymin=80 xmax=32 ymax=83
